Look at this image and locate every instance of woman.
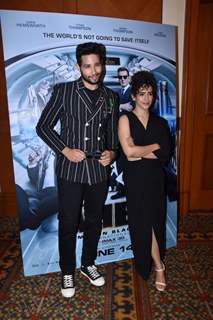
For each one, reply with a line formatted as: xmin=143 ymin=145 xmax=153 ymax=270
xmin=118 ymin=71 xmax=171 ymax=291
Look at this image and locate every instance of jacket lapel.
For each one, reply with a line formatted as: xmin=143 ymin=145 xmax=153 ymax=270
xmin=76 ymin=78 xmax=93 ymax=113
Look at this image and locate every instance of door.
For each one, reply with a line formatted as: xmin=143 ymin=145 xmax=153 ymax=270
xmin=189 ymin=2 xmax=213 ymax=210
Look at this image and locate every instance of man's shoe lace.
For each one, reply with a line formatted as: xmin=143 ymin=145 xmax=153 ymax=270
xmin=63 ymin=274 xmax=74 ymax=288
xmin=87 ymin=265 xmax=101 ymax=280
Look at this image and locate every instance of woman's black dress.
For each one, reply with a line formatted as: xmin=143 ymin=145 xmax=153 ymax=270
xmin=122 ymin=111 xmax=171 ymax=280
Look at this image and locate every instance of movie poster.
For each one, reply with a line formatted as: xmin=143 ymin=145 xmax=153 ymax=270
xmin=0 ymin=10 xmax=177 ymax=276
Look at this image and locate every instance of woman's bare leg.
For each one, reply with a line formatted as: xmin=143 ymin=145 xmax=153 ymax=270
xmin=151 ymin=229 xmax=166 ymax=290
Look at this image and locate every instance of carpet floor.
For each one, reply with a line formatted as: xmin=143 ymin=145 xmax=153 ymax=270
xmin=0 ymin=215 xmax=213 ymax=320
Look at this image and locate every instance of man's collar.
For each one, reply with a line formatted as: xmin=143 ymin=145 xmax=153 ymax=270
xmin=122 ymin=84 xmax=130 ymax=91
xmin=77 ymin=77 xmax=86 ymax=90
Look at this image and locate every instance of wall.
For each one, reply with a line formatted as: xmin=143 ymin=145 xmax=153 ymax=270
xmin=162 ymin=0 xmax=186 ymax=115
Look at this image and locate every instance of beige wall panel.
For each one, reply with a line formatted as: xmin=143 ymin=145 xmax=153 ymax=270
xmin=202 ymin=135 xmax=213 ymax=190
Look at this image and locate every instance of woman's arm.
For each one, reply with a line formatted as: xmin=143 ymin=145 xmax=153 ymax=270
xmin=153 ymin=118 xmax=172 ymax=164
xmin=118 ymin=115 xmax=160 ymax=159
xmin=127 ymin=137 xmax=157 ymax=159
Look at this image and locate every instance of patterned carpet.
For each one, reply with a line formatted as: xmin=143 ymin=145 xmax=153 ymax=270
xmin=0 ymin=215 xmax=213 ymax=320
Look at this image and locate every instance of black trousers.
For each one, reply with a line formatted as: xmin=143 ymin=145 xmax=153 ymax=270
xmin=57 ymin=177 xmax=108 ymax=273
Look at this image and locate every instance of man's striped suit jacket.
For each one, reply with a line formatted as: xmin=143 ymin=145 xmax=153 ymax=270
xmin=36 ymin=77 xmax=119 ymax=185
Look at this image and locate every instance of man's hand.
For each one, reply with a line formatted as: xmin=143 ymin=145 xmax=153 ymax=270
xmin=62 ymin=147 xmax=86 ymax=162
xmin=99 ymin=150 xmax=115 ymax=166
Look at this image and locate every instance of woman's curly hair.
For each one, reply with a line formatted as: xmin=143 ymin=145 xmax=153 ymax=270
xmin=131 ymin=71 xmax=157 ymax=104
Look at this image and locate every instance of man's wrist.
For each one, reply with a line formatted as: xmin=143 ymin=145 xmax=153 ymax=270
xmin=109 ymin=150 xmax=116 ymax=161
xmin=62 ymin=146 xmax=70 ymax=156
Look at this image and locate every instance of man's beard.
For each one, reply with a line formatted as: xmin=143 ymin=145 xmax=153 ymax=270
xmin=81 ymin=72 xmax=102 ymax=86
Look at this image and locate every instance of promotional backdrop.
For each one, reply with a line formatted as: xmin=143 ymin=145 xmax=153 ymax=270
xmin=0 ymin=10 xmax=177 ymax=276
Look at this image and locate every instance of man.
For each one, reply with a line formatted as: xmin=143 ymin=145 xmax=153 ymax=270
xmin=109 ymin=67 xmax=133 ymax=201
xmin=117 ymin=67 xmax=133 ymax=112
xmin=36 ymin=42 xmax=119 ymax=298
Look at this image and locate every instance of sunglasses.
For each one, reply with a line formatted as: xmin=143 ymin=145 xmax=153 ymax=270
xmin=118 ymin=75 xmax=128 ymax=80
